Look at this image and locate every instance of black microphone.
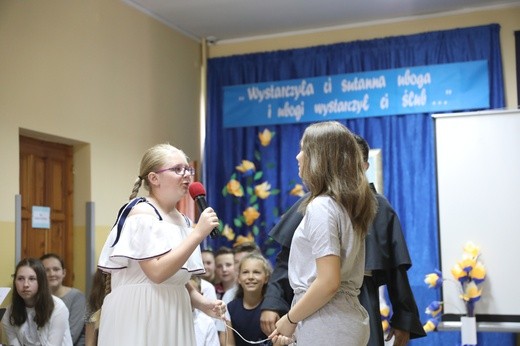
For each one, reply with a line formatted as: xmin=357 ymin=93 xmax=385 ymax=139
xmin=188 ymin=182 xmax=220 ymax=238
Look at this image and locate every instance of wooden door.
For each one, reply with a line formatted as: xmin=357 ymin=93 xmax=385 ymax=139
xmin=19 ymin=136 xmax=74 ymax=286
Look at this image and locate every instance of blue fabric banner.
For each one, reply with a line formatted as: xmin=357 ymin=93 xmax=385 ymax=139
xmin=207 ymin=24 xmax=510 ymax=345
xmin=223 ymin=60 xmax=489 ymax=128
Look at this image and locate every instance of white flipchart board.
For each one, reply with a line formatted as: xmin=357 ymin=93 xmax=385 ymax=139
xmin=433 ymin=109 xmax=520 ymax=329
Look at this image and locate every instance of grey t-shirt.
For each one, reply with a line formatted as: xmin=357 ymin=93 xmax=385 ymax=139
xmin=60 ymin=287 xmax=86 ymax=346
xmin=288 ymin=195 xmax=365 ymax=296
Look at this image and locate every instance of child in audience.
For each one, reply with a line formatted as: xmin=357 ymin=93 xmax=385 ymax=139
xmin=225 ymin=253 xmax=272 ymax=346
xmin=190 ymin=276 xmax=220 ymax=346
xmin=201 ymin=249 xmax=217 ymax=284
xmin=232 ymin=242 xmax=261 ymax=271
xmin=84 ymin=269 xmax=110 ymax=346
xmin=41 ymin=253 xmax=86 ymax=346
xmin=214 ymin=247 xmax=237 ymax=303
xmin=1 ymin=258 xmax=73 ymax=345
xmin=199 ymin=249 xmax=218 ymax=303
xmin=214 ymin=247 xmax=238 ymax=344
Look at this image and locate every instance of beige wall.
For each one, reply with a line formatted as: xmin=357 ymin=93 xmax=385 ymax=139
xmin=0 ymin=1 xmax=518 ymax=303
xmin=0 ymin=0 xmax=201 ymax=297
xmin=209 ymin=5 xmax=520 ymax=108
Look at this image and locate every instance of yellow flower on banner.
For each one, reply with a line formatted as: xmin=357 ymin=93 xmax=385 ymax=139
xmin=290 ymin=184 xmax=306 ymax=197
xmin=221 ymin=224 xmax=235 ymax=241
xmin=254 ymin=182 xmax=271 ymax=199
xmin=234 ymin=233 xmax=255 ymax=247
xmin=226 ymin=179 xmax=244 ymax=197
xmin=243 ymin=207 xmax=260 ymax=226
xmin=235 ymin=160 xmax=256 ymax=174
xmin=258 ymin=128 xmax=274 ymax=146
xmin=463 ymin=241 xmax=480 ymax=258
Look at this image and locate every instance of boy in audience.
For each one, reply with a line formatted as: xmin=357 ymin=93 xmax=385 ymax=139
xmin=201 ymin=249 xmax=217 ymax=284
xmin=214 ymin=247 xmax=237 ymax=302
xmin=232 ymin=242 xmax=261 ymax=271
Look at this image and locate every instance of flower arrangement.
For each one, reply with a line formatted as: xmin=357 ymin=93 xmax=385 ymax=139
xmin=423 ymin=241 xmax=486 ymax=332
xmin=220 ymin=128 xmax=305 ymax=256
xmin=221 ymin=155 xmax=278 ymax=250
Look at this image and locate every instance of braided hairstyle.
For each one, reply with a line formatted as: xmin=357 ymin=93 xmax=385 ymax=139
xmin=129 ymin=143 xmax=189 ymax=200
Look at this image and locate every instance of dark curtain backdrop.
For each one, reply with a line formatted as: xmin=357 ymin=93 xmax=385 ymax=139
xmin=205 ymin=24 xmax=513 ymax=345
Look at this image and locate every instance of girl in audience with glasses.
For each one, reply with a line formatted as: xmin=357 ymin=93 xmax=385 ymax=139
xmin=97 ymin=143 xmax=226 ymax=345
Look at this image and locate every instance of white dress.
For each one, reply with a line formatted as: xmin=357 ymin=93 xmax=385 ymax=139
xmin=97 ymin=205 xmax=204 ymax=346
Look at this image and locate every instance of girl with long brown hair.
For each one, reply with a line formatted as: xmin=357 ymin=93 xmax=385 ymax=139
xmin=270 ymin=121 xmax=376 ymax=345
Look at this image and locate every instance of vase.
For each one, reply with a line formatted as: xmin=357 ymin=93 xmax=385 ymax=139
xmin=461 ymin=316 xmax=477 ymax=345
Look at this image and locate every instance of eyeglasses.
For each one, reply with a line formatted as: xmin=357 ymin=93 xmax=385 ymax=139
xmin=155 ymin=165 xmax=195 ymax=176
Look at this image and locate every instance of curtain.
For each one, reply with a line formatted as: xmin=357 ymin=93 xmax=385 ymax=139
xmin=205 ymin=24 xmax=512 ymax=345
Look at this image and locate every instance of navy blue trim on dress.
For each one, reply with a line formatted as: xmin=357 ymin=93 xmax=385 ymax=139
xmin=111 ymin=197 xmax=163 ymax=247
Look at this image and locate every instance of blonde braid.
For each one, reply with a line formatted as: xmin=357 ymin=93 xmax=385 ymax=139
xmin=103 ymin=272 xmax=111 ymax=296
xmin=129 ymin=176 xmax=143 ymax=200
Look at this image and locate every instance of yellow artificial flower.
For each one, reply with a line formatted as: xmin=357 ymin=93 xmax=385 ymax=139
xmin=424 ymin=271 xmax=442 ymax=288
xmin=470 ymin=262 xmax=486 ymax=283
xmin=254 ymin=182 xmax=271 ymax=199
xmin=460 ymin=281 xmax=482 ymax=303
xmin=380 ymin=304 xmax=391 ymax=333
xmin=451 ymin=263 xmax=468 ymax=282
xmin=226 ymin=179 xmax=244 ymax=197
xmin=381 ymin=319 xmax=390 ymax=333
xmin=258 ymin=128 xmax=273 ymax=146
xmin=235 ymin=160 xmax=256 ymax=173
xmin=459 ymin=252 xmax=477 ymax=273
xmin=425 ymin=301 xmax=443 ymax=317
xmin=234 ymin=233 xmax=255 ymax=247
xmin=243 ymin=207 xmax=260 ymax=226
xmin=463 ymin=241 xmax=480 ymax=258
xmin=380 ymin=305 xmax=391 ymax=318
xmin=423 ymin=319 xmax=439 ymax=333
xmin=221 ymin=224 xmax=235 ymax=241
xmin=290 ymin=184 xmax=305 ymax=197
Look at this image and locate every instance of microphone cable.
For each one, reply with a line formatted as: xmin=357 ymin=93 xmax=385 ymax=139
xmin=223 ymin=323 xmax=274 ymax=345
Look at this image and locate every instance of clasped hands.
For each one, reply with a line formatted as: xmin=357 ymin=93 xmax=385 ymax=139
xmin=206 ymin=300 xmax=227 ymax=320
xmin=268 ymin=314 xmax=297 ymax=346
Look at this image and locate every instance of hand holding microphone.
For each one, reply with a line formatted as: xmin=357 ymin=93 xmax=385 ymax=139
xmin=189 ymin=182 xmax=221 ymax=238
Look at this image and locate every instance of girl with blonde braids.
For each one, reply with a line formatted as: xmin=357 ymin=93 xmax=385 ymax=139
xmin=97 ymin=143 xmax=226 ymax=345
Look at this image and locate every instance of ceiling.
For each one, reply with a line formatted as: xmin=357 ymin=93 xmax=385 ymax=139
xmin=122 ymin=0 xmax=519 ymax=43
